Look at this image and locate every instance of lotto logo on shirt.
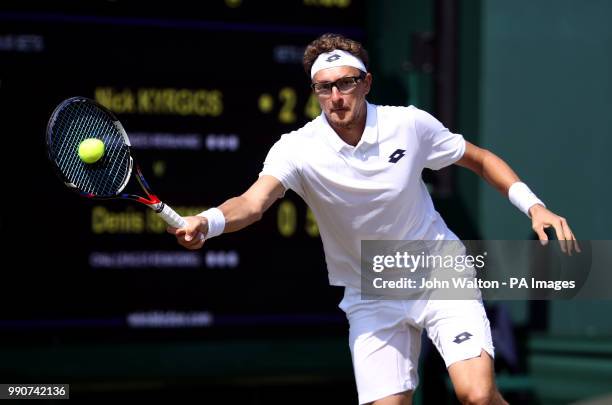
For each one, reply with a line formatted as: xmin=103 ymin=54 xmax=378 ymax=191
xmin=388 ymin=149 xmax=406 ymax=163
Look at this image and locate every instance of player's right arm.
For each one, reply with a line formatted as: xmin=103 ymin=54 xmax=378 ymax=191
xmin=167 ymin=175 xmax=285 ymax=250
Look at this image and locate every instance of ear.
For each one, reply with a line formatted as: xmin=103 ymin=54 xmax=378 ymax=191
xmin=364 ymin=72 xmax=372 ymax=95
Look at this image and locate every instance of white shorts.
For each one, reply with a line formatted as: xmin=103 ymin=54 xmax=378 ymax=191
xmin=339 ymin=288 xmax=494 ymax=404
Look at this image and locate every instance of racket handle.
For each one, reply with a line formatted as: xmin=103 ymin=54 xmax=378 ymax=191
xmin=158 ymin=203 xmax=187 ymax=228
xmin=158 ymin=203 xmax=206 ymax=242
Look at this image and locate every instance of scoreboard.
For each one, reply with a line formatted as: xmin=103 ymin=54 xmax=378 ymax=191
xmin=0 ymin=1 xmax=366 ymax=338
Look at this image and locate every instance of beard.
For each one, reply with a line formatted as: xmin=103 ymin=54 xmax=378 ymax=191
xmin=327 ymin=109 xmax=355 ymax=129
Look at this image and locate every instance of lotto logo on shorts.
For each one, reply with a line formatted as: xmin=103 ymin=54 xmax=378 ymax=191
xmin=388 ymin=149 xmax=406 ymax=163
xmin=453 ymin=331 xmax=473 ymax=344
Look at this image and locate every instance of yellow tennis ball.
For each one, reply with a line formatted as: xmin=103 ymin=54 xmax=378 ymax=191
xmin=78 ymin=138 xmax=105 ymax=164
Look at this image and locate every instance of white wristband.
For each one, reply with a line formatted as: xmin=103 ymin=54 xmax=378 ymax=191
xmin=508 ymin=182 xmax=545 ymax=218
xmin=197 ymin=208 xmax=226 ymax=239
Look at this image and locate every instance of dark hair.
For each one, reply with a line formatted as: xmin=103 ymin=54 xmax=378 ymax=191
xmin=303 ymin=33 xmax=369 ymax=76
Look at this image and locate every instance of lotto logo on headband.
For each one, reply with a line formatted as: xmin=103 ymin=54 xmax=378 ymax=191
xmin=311 ymin=49 xmax=367 ymax=78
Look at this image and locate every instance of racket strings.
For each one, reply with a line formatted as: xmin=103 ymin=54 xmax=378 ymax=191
xmin=64 ymin=110 xmax=99 ymax=191
xmin=104 ymin=120 xmax=129 ymax=193
xmin=56 ymin=103 xmax=108 ymax=192
xmin=49 ymin=99 xmax=131 ymax=196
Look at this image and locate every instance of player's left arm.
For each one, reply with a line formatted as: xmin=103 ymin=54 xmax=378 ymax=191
xmin=455 ymin=141 xmax=579 ymax=252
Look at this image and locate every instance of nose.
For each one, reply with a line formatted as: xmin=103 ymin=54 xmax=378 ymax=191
xmin=330 ymin=85 xmax=343 ymax=103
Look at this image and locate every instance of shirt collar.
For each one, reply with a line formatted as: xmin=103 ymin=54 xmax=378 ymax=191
xmin=320 ymin=102 xmax=378 ymax=153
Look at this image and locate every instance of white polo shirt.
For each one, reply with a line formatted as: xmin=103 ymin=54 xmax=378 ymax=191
xmin=260 ymin=102 xmax=466 ymax=288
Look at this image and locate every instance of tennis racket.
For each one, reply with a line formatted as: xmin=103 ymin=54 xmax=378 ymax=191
xmin=46 ymin=96 xmax=200 ymax=236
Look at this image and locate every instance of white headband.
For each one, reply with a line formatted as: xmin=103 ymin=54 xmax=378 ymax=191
xmin=310 ymin=49 xmax=367 ymax=79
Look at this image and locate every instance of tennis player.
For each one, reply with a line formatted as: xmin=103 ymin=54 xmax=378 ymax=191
xmin=168 ymin=33 xmax=578 ymax=405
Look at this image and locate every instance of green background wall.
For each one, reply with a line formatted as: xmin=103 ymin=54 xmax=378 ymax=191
xmin=368 ymin=2 xmax=612 ymax=402
xmin=368 ymin=0 xmax=612 ymax=335
xmin=478 ymin=0 xmax=612 ymax=336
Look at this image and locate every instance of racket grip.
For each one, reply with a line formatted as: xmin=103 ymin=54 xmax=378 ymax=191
xmin=158 ymin=203 xmax=187 ymax=228
xmin=158 ymin=203 xmax=206 ymax=241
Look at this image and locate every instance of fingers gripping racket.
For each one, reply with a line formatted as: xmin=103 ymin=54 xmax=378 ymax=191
xmin=46 ymin=96 xmax=196 ymax=233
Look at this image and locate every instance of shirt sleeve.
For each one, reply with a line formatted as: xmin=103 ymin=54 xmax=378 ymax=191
xmin=258 ymin=134 xmax=303 ymax=195
xmin=413 ymin=107 xmax=466 ymax=170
